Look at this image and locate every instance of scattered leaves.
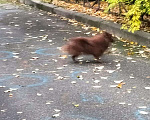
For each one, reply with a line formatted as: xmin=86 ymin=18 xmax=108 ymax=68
xmin=127 ymin=57 xmax=133 ymax=60
xmin=139 ymin=106 xmax=147 ymax=109
xmin=57 ymin=67 xmax=64 ymax=70
xmin=63 ymin=37 xmax=68 ymax=41
xmin=94 ymin=80 xmax=100 ymax=83
xmin=145 ymin=87 xmax=150 ymax=90
xmin=41 ymin=35 xmax=48 ymax=40
xmin=119 ymin=102 xmax=126 ymax=105
xmin=71 ymin=81 xmax=77 ymax=84
xmin=110 ymin=85 xmax=117 ymax=88
xmin=101 ymin=77 xmax=108 ymax=79
xmin=4 ymin=90 xmax=12 ymax=93
xmin=106 ymin=70 xmax=115 ymax=73
xmin=95 ymin=66 xmax=104 ymax=71
xmin=9 ymin=93 xmax=13 ymax=97
xmin=16 ymin=69 xmax=24 ymax=71
xmin=111 ymin=48 xmax=117 ymax=52
xmin=92 ymin=86 xmax=101 ymax=88
xmin=59 ymin=55 xmax=67 ymax=59
xmin=1 ymin=109 xmax=6 ymax=112
xmin=57 ymin=76 xmax=64 ymax=80
xmin=30 ymin=57 xmax=39 ymax=60
xmin=139 ymin=111 xmax=148 ymax=115
xmin=132 ymin=86 xmax=137 ymax=89
xmin=37 ymin=93 xmax=42 ymax=96
xmin=76 ymin=75 xmax=83 ymax=80
xmin=114 ymin=80 xmax=123 ymax=84
xmin=146 ymin=76 xmax=150 ymax=78
xmin=17 ymin=112 xmax=23 ymax=114
xmin=72 ymin=103 xmax=79 ymax=107
xmin=46 ymin=101 xmax=53 ymax=104
xmin=130 ymin=76 xmax=134 ymax=79
xmin=49 ymin=88 xmax=54 ymax=91
xmin=54 ymin=109 xmax=61 ymax=113
xmin=117 ymin=82 xmax=125 ymax=89
xmin=52 ymin=113 xmax=60 ymax=118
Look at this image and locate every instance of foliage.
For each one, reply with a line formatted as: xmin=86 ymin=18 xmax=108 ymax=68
xmin=106 ymin=0 xmax=150 ymax=32
xmin=42 ymin=0 xmax=150 ymax=33
xmin=104 ymin=0 xmax=120 ymax=13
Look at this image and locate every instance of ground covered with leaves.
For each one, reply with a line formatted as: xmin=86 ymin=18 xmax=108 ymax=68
xmin=42 ymin=0 xmax=150 ymax=33
xmin=0 ymin=4 xmax=150 ymax=120
xmin=64 ymin=17 xmax=150 ymax=60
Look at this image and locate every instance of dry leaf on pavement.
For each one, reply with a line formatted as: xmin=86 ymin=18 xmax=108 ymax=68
xmin=117 ymin=82 xmax=125 ymax=88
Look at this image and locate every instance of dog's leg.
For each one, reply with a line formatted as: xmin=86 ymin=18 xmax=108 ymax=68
xmin=72 ymin=55 xmax=79 ymax=62
xmin=95 ymin=58 xmax=102 ymax=63
xmin=93 ymin=55 xmax=101 ymax=63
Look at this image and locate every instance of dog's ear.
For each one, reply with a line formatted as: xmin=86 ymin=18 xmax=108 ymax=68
xmin=103 ymin=32 xmax=114 ymax=42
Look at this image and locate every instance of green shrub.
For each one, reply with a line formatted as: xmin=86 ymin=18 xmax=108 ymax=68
xmin=106 ymin=0 xmax=150 ymax=32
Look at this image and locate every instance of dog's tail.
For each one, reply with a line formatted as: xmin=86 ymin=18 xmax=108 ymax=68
xmin=61 ymin=37 xmax=93 ymax=54
xmin=61 ymin=44 xmax=70 ymax=53
xmin=71 ymin=37 xmax=93 ymax=48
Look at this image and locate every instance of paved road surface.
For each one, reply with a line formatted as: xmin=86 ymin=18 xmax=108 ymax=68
xmin=0 ymin=3 xmax=150 ymax=120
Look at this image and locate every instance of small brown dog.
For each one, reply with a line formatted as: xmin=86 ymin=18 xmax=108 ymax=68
xmin=62 ymin=32 xmax=114 ymax=62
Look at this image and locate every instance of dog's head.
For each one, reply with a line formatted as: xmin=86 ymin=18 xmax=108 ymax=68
xmin=103 ymin=32 xmax=114 ymax=43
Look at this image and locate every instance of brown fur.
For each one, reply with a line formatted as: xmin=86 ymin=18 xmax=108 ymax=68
xmin=62 ymin=32 xmax=114 ymax=62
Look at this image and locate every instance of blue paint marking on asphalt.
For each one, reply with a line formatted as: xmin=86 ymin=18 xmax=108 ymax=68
xmin=134 ymin=108 xmax=150 ymax=120
xmin=22 ymin=74 xmax=50 ymax=87
xmin=0 ymin=74 xmax=52 ymax=88
xmin=0 ymin=75 xmax=21 ymax=89
xmin=81 ymin=93 xmax=88 ymax=102
xmin=35 ymin=48 xmax=59 ymax=56
xmin=71 ymin=71 xmax=81 ymax=79
xmin=41 ymin=116 xmax=52 ymax=120
xmin=94 ymin=95 xmax=104 ymax=104
xmin=0 ymin=51 xmax=14 ymax=59
xmin=0 ymin=76 xmax=14 ymax=82
xmin=44 ymin=117 xmax=51 ymax=120
xmin=80 ymin=93 xmax=104 ymax=104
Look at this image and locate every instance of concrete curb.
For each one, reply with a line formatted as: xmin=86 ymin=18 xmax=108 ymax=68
xmin=19 ymin=0 xmax=150 ymax=46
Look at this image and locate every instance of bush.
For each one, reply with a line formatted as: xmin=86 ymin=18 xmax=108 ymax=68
xmin=106 ymin=0 xmax=150 ymax=32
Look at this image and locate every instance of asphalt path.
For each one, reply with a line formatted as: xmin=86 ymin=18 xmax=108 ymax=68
xmin=0 ymin=3 xmax=150 ymax=120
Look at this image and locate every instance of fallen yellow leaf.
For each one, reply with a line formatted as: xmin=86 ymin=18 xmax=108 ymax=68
xmin=59 ymin=55 xmax=67 ymax=59
xmin=130 ymin=42 xmax=134 ymax=45
xmin=9 ymin=93 xmax=13 ymax=97
xmin=117 ymin=82 xmax=125 ymax=88
xmin=146 ymin=76 xmax=150 ymax=78
xmin=72 ymin=103 xmax=79 ymax=107
xmin=127 ymin=52 xmax=134 ymax=55
xmin=142 ymin=46 xmax=147 ymax=48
